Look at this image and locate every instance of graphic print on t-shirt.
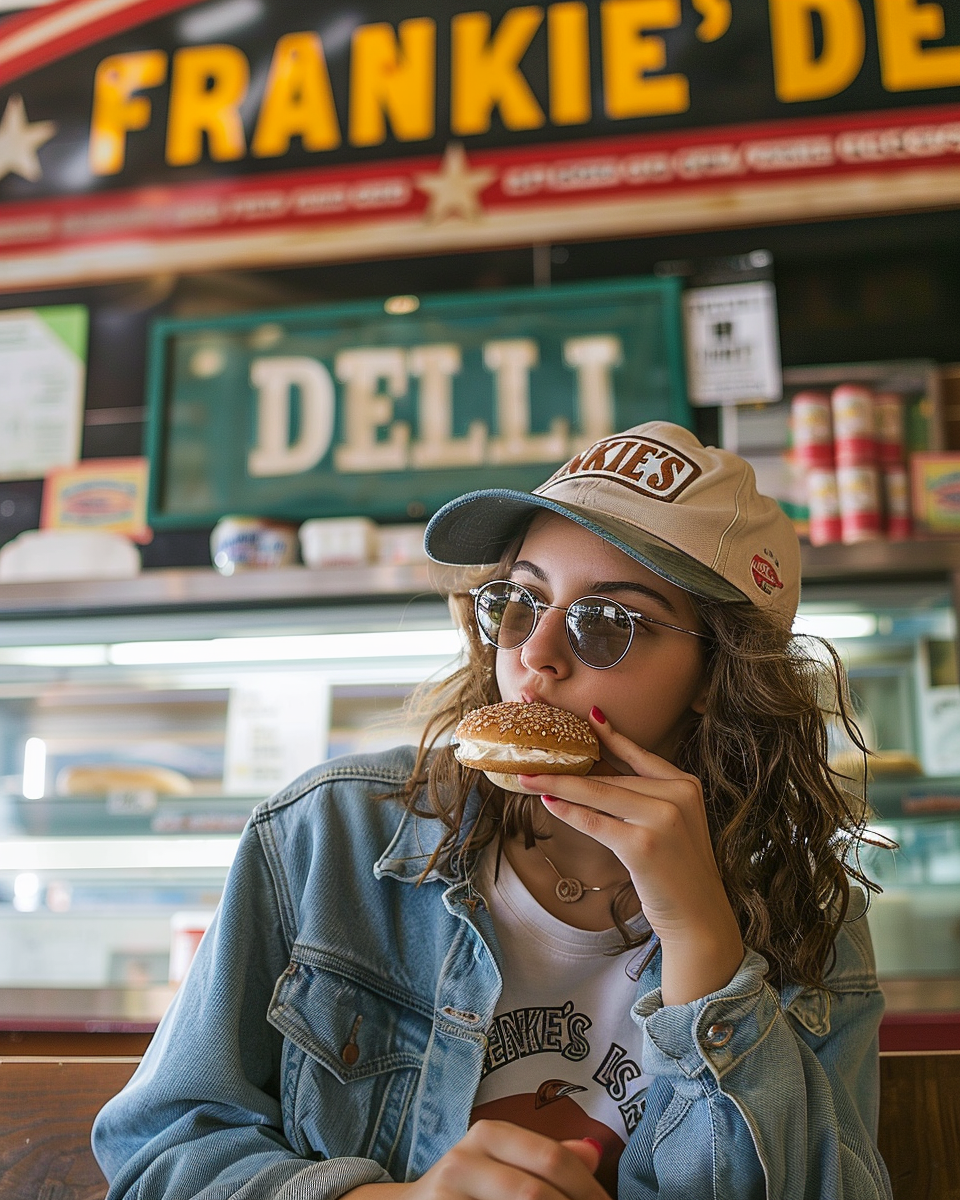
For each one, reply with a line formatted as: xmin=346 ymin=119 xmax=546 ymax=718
xmin=470 ymin=843 xmax=656 ymax=1199
xmin=471 ymin=1004 xmax=650 ymax=1196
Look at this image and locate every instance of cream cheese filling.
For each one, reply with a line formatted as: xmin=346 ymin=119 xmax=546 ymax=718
xmin=454 ymin=738 xmax=592 ymax=765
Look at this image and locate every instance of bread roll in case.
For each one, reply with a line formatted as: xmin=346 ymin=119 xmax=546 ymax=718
xmin=56 ymin=764 xmax=193 ymax=796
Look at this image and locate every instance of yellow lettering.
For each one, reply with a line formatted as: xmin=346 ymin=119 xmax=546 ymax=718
xmin=768 ymin=0 xmax=865 ymax=102
xmin=451 ymin=7 xmax=545 ymax=136
xmin=349 ymin=19 xmax=436 ymax=146
xmin=89 ymin=50 xmax=167 ymax=175
xmin=692 ymin=0 xmax=731 ymax=42
xmin=166 ymin=44 xmax=249 ymax=166
xmin=548 ymin=2 xmax=591 ymax=124
xmin=601 ymin=0 xmax=689 ymax=119
xmin=876 ymin=0 xmax=960 ymax=90
xmin=252 ymin=33 xmax=340 ymax=157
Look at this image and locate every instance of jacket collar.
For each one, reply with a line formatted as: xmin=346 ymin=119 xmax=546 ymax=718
xmin=374 ymin=787 xmax=483 ymax=887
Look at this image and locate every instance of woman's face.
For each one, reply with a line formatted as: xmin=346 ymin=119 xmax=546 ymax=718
xmin=494 ymin=512 xmax=709 ymax=764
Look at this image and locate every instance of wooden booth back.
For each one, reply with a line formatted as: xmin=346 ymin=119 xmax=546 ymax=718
xmin=1 ymin=1037 xmax=958 ymax=1200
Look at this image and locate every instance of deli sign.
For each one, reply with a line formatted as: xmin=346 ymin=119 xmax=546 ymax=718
xmin=145 ymin=277 xmax=687 ymax=526
xmin=2 ymin=0 xmax=960 ymax=288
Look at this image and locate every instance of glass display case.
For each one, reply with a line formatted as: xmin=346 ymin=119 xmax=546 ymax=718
xmin=0 ymin=567 xmax=461 ymax=1026
xmin=0 ymin=559 xmax=959 ymax=1026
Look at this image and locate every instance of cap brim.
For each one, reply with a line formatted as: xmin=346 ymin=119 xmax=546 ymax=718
xmin=424 ymin=490 xmax=748 ymax=603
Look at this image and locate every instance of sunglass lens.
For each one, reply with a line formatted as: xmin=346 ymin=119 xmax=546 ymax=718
xmin=477 ymin=584 xmax=535 ymax=648
xmin=567 ymin=599 xmax=632 ymax=668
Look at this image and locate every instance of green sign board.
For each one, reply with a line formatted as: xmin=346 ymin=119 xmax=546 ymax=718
xmin=145 ymin=277 xmax=688 ymax=527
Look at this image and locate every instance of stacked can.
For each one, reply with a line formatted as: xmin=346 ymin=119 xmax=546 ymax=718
xmin=874 ymin=391 xmax=912 ymax=540
xmin=831 ymin=384 xmax=882 ymax=542
xmin=791 ymin=390 xmax=841 ymax=545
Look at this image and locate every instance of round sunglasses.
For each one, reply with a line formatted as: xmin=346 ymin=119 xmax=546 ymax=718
xmin=470 ymin=579 xmax=709 ymax=670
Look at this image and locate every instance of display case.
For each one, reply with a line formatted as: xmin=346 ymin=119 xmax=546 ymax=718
xmin=0 ymin=554 xmax=959 ymax=1028
xmin=797 ymin=574 xmax=960 ymax=1013
xmin=0 ymin=566 xmax=461 ymax=1027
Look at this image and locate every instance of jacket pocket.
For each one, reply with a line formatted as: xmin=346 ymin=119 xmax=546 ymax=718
xmin=268 ymin=953 xmax=432 ymax=1171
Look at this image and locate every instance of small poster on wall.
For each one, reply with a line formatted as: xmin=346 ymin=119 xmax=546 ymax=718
xmin=683 ymin=281 xmax=782 ymax=406
xmin=41 ymin=456 xmax=152 ymax=543
xmin=0 ymin=305 xmax=88 ymax=480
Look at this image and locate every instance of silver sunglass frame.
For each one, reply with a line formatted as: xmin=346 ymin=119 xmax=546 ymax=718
xmin=470 ymin=579 xmax=709 ymax=670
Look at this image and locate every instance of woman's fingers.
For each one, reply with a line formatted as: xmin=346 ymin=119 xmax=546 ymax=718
xmin=435 ymin=1121 xmax=610 ymax=1200
xmin=517 ymin=769 xmax=702 ymax=826
xmin=588 ymin=709 xmax=687 ymax=781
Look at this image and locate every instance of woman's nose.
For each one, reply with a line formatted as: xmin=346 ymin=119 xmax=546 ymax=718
xmin=518 ymin=605 xmax=573 ymax=677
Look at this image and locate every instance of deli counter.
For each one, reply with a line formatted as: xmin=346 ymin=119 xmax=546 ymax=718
xmin=0 ymin=551 xmax=959 ymax=1040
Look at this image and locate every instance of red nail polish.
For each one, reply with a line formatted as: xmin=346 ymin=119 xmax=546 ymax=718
xmin=541 ymin=794 xmax=560 ymax=804
xmin=582 ymin=1137 xmax=603 ymax=1156
xmin=590 ymin=706 xmax=606 ymax=724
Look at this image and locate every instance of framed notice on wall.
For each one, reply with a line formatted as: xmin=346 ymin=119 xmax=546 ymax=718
xmin=145 ymin=277 xmax=689 ymax=527
xmin=683 ymin=281 xmax=782 ymax=406
xmin=0 ymin=305 xmax=88 ymax=481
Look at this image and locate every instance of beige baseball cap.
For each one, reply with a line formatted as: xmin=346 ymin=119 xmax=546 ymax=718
xmin=424 ymin=422 xmax=801 ymax=624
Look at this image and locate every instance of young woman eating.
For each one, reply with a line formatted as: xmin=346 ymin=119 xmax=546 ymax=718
xmin=93 ymin=421 xmax=892 ymax=1200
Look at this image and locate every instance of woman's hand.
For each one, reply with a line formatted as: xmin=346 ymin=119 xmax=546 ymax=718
xmin=520 ymin=710 xmax=744 ymax=1006
xmin=346 ymin=1122 xmax=609 ymax=1200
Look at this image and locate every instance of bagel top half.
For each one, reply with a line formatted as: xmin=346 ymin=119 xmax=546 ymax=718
xmin=453 ymin=701 xmax=600 ymax=777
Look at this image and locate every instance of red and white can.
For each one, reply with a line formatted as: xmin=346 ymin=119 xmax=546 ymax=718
xmin=873 ymin=391 xmax=906 ymax=467
xmin=791 ymin=390 xmax=834 ymax=469
xmin=807 ymin=468 xmax=842 ymax=545
xmin=836 ymin=464 xmax=883 ymax=542
xmin=882 ymin=465 xmax=912 ymax=539
xmin=832 ymin=385 xmax=876 ymax=467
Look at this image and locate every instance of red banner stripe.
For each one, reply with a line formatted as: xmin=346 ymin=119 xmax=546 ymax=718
xmin=3 ymin=104 xmax=960 ymax=258
xmin=0 ymin=0 xmax=201 ymax=88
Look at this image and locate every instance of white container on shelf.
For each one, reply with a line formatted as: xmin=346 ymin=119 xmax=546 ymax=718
xmin=299 ymin=517 xmax=378 ymax=567
xmin=376 ymin=523 xmax=428 ymax=565
xmin=210 ymin=517 xmax=298 ymax=574
xmin=0 ymin=529 xmax=141 ymax=582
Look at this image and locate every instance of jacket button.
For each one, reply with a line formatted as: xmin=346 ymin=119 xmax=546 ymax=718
xmin=703 ymin=1021 xmax=734 ymax=1048
xmin=341 ymin=1043 xmax=360 ymax=1065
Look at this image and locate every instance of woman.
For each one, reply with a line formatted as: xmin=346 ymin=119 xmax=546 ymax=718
xmin=93 ymin=421 xmax=892 ymax=1200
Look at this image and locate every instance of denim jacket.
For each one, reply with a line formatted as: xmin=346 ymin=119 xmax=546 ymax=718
xmin=93 ymin=747 xmax=892 ymax=1200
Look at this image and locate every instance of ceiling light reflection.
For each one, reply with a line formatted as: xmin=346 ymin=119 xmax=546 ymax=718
xmin=108 ymin=629 xmax=462 ymax=665
xmin=793 ymin=614 xmax=878 ymax=640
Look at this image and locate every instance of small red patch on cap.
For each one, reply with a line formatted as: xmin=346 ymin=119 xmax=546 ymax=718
xmin=751 ymin=554 xmax=784 ymax=595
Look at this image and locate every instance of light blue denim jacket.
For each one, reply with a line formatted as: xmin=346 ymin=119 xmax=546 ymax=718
xmin=93 ymin=747 xmax=892 ymax=1200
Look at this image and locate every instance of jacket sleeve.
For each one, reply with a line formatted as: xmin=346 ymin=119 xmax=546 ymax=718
xmin=620 ymin=915 xmax=892 ymax=1200
xmin=91 ymin=815 xmax=392 ymax=1200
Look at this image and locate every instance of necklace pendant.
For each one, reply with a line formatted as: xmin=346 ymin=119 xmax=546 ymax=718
xmin=555 ymin=877 xmax=584 ymax=903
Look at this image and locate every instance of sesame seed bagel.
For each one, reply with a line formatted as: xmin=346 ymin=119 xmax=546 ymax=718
xmin=453 ymin=701 xmax=599 ymax=793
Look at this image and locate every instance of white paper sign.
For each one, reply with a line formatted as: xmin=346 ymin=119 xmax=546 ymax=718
xmin=683 ymin=281 xmax=782 ymax=406
xmin=223 ymin=674 xmax=330 ymax=796
xmin=0 ymin=306 xmax=87 ymax=480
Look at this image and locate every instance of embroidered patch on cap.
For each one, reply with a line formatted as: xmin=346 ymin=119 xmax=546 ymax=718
xmin=541 ymin=435 xmax=701 ymax=502
xmin=751 ymin=553 xmax=784 ymax=595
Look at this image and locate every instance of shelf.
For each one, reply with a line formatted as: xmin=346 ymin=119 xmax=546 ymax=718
xmin=800 ymin=538 xmax=960 ymax=580
xmin=0 ymin=543 xmax=957 ymax=618
xmin=0 ymin=562 xmax=457 ymax=618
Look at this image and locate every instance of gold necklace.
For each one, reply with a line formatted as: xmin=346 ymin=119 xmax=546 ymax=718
xmin=536 ymin=843 xmax=625 ymax=904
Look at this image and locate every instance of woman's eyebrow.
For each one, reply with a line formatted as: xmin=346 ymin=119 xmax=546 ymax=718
xmin=592 ymin=581 xmax=679 ymax=614
xmin=509 ymin=559 xmax=547 ymax=581
xmin=510 ymin=562 xmax=679 ymax=615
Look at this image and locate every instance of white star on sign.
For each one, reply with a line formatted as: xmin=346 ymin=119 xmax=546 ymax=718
xmin=0 ymin=95 xmax=56 ymax=183
xmin=415 ymin=143 xmax=497 ymax=222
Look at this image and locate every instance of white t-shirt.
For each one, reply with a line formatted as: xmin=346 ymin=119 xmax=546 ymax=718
xmin=471 ymin=845 xmax=655 ymax=1197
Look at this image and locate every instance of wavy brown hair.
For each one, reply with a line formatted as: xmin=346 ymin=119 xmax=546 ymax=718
xmin=397 ymin=547 xmax=875 ymax=991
